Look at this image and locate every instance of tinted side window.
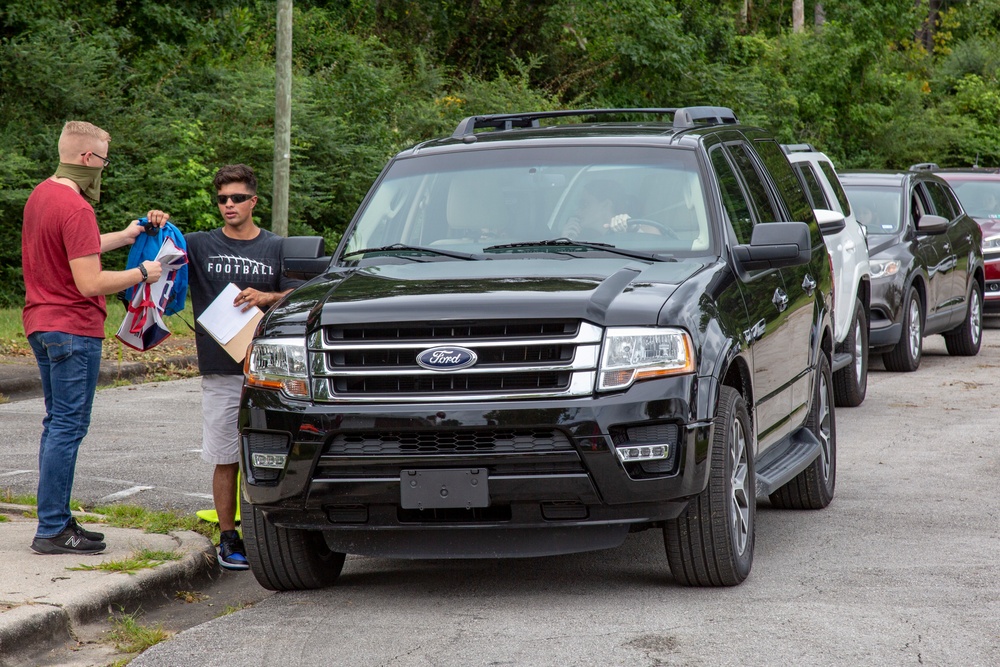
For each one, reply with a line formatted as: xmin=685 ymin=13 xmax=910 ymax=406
xmin=728 ymin=143 xmax=779 ymax=223
xmin=709 ymin=145 xmax=754 ymax=244
xmin=925 ymin=181 xmax=955 ymax=219
xmin=754 ymin=139 xmax=815 ymax=224
xmin=912 ymin=184 xmax=932 ymax=228
xmin=819 ymin=161 xmax=852 ymax=217
xmin=793 ymin=163 xmax=829 ymax=210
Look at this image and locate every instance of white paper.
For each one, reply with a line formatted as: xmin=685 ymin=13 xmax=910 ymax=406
xmin=196 ymin=283 xmax=262 ymax=345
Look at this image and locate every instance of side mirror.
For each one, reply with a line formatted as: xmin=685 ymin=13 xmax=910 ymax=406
xmin=814 ymin=208 xmax=847 ymax=236
xmin=282 ymin=236 xmax=329 ymax=280
xmin=917 ymin=214 xmax=948 ymax=234
xmin=283 ymin=256 xmax=333 ymax=280
xmin=282 ymin=235 xmax=326 ymax=259
xmin=733 ymin=221 xmax=813 ymax=271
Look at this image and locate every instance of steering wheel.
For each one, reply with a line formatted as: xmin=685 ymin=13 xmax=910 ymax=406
xmin=616 ymin=218 xmax=679 ymax=239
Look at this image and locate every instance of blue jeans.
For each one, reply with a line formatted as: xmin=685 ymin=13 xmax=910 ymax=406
xmin=28 ymin=331 xmax=103 ymax=538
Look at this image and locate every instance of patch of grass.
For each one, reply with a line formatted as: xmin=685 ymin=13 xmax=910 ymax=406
xmin=105 ymin=608 xmax=171 ymax=653
xmin=0 ymin=393 xmax=9 ymax=405
xmin=0 ymin=488 xmax=37 ymax=505
xmin=69 ymin=548 xmax=181 ymax=575
xmin=0 ymin=488 xmax=86 ymax=512
xmin=0 ymin=514 xmax=8 ymax=523
xmin=94 ymin=504 xmax=198 ymax=534
xmin=220 ymin=601 xmax=253 ymax=616
xmin=104 ymin=659 xmax=130 ymax=667
xmin=93 ymin=502 xmax=217 ymax=540
xmin=0 ymin=309 xmax=29 ymax=355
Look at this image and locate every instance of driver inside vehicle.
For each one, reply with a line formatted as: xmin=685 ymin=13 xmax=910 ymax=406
xmin=560 ymin=179 xmax=661 ymax=238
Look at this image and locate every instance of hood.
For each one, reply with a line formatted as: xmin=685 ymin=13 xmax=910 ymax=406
xmin=866 ymin=233 xmax=906 ymax=258
xmin=265 ymin=258 xmax=710 ymax=335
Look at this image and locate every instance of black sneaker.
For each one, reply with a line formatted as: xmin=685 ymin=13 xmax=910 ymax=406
xmin=68 ymin=517 xmax=105 ymax=542
xmin=31 ymin=523 xmax=106 ymax=555
xmin=218 ymin=530 xmax=250 ymax=571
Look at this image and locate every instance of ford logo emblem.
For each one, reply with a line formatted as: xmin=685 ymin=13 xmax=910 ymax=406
xmin=415 ymin=346 xmax=478 ymax=371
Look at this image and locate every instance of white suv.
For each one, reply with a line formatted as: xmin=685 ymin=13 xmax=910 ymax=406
xmin=784 ymin=145 xmax=871 ymax=406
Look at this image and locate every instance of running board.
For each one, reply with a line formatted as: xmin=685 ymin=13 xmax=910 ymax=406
xmin=754 ymin=427 xmax=823 ymax=497
xmin=831 ymin=351 xmax=852 ymax=373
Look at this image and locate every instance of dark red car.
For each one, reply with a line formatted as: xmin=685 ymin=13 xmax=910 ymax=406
xmin=912 ymin=165 xmax=1000 ymax=314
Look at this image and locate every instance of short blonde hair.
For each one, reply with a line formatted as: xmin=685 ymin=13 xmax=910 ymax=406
xmin=58 ymin=121 xmax=111 ymax=161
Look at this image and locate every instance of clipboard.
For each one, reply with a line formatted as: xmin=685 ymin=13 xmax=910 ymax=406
xmin=210 ymin=309 xmax=263 ymax=363
xmin=197 ymin=283 xmax=264 ymax=363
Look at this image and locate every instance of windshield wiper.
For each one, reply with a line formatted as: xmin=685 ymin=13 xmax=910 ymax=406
xmin=343 ymin=243 xmax=486 ymax=261
xmin=484 ymin=238 xmax=672 ymax=263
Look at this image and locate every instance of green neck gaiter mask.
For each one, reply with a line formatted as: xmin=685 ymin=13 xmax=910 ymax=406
xmin=54 ymin=163 xmax=103 ymax=204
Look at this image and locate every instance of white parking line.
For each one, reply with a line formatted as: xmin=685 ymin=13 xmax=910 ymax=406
xmin=0 ymin=470 xmax=32 ymax=478
xmin=98 ymin=486 xmax=154 ymax=503
xmin=183 ymin=492 xmax=214 ymax=500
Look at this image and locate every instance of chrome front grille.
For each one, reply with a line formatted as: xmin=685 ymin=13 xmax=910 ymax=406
xmin=309 ymin=320 xmax=602 ymax=403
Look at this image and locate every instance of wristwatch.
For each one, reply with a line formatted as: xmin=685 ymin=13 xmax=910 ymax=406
xmin=137 ymin=264 xmax=148 ymax=283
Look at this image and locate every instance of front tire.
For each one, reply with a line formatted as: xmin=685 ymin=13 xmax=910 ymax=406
xmin=833 ymin=299 xmax=868 ymax=407
xmin=769 ymin=353 xmax=836 ymax=510
xmin=242 ymin=496 xmax=346 ymax=591
xmin=883 ymin=286 xmax=923 ymax=372
xmin=664 ymin=386 xmax=755 ymax=586
xmin=944 ymin=281 xmax=983 ymax=356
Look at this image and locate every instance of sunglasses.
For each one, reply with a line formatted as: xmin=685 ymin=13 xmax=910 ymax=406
xmin=81 ymin=151 xmax=110 ymax=167
xmin=214 ymin=193 xmax=255 ymax=204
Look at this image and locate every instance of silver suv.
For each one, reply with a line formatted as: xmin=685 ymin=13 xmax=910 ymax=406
xmin=784 ymin=145 xmax=871 ymax=406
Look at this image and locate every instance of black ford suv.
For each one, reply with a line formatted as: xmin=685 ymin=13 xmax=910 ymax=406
xmin=239 ymin=107 xmax=837 ymax=590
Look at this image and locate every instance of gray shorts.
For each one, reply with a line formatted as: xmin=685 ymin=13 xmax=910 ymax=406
xmin=200 ymin=374 xmax=244 ymax=465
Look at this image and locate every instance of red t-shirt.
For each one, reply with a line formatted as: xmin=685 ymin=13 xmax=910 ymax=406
xmin=22 ymin=179 xmax=106 ymax=338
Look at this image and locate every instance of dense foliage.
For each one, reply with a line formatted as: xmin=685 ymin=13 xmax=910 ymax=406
xmin=2 ymin=0 xmax=999 ymax=306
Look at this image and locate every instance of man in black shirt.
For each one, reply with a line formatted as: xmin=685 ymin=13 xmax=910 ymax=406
xmin=186 ymin=164 xmax=300 ymax=570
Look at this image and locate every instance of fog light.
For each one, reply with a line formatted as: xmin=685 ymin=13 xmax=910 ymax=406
xmin=615 ymin=444 xmax=668 ymax=462
xmin=252 ymin=453 xmax=287 ymax=469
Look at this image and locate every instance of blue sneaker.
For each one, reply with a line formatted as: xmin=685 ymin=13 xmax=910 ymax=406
xmin=217 ymin=530 xmax=250 ymax=571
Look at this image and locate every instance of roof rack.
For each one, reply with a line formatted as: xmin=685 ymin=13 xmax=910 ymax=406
xmin=450 ymin=106 xmax=739 ymax=139
xmin=781 ymin=143 xmax=816 ymax=154
xmin=909 ymin=162 xmax=940 ymax=171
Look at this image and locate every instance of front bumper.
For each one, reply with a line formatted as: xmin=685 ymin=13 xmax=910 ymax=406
xmin=239 ymin=375 xmax=715 ymax=558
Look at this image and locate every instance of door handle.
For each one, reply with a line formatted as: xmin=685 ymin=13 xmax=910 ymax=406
xmin=801 ymin=274 xmax=817 ymax=294
xmin=772 ymin=288 xmax=788 ymax=312
xmin=844 ymin=240 xmax=855 ymax=253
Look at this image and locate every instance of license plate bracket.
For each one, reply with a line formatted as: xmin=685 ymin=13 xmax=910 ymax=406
xmin=400 ymin=469 xmax=489 ymax=510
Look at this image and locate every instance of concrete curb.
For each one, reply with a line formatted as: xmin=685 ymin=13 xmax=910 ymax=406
xmin=0 ymin=525 xmax=216 ymax=665
xmin=0 ymin=354 xmax=198 ymax=400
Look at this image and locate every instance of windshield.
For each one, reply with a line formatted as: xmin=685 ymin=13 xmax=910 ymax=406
xmin=843 ymin=185 xmax=903 ymax=235
xmin=946 ymin=180 xmax=1000 ymax=219
xmin=341 ymin=146 xmax=713 ymax=260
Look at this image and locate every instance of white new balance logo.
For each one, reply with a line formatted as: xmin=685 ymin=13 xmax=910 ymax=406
xmin=66 ymin=535 xmax=83 ymax=548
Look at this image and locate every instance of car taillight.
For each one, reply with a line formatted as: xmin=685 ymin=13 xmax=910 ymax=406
xmin=986 ymin=260 xmax=1000 ymax=281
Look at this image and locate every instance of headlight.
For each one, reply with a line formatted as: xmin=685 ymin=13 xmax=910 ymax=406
xmin=870 ymin=259 xmax=901 ymax=279
xmin=245 ymin=338 xmax=310 ymax=398
xmin=983 ymin=234 xmax=1000 ymax=251
xmin=598 ymin=327 xmax=695 ymax=391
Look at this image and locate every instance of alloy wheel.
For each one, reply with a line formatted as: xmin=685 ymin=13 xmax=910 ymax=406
xmin=729 ymin=417 xmax=751 ymax=555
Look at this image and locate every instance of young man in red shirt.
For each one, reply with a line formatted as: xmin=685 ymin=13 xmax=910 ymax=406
xmin=22 ymin=120 xmax=169 ymax=554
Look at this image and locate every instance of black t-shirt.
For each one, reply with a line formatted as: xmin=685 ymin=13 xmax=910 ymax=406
xmin=185 ymin=227 xmax=301 ymax=375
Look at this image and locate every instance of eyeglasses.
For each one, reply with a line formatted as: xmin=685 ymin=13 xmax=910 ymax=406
xmin=214 ymin=193 xmax=255 ymax=204
xmin=82 ymin=151 xmax=110 ymax=167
